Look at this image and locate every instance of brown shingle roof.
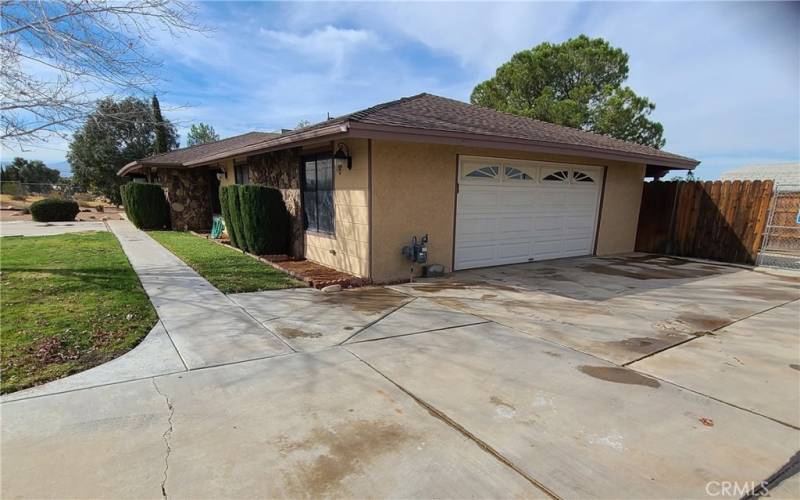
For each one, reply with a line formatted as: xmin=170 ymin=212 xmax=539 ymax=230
xmin=119 ymin=131 xmax=279 ymax=174
xmin=348 ymin=93 xmax=697 ymax=165
xmin=122 ymin=93 xmax=698 ymax=175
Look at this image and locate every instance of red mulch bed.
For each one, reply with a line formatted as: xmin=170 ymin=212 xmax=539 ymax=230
xmin=195 ymin=233 xmax=367 ymax=289
xmin=275 ymin=259 xmax=368 ymax=289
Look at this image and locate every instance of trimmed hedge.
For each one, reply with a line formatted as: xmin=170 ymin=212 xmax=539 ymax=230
xmin=120 ymin=182 xmax=170 ymax=230
xmin=220 ymin=184 xmax=289 ymax=255
xmin=219 ymin=186 xmax=241 ymax=249
xmin=29 ymin=198 xmax=80 ymax=222
xmin=221 ymin=185 xmax=247 ymax=252
xmin=240 ymin=185 xmax=289 ymax=255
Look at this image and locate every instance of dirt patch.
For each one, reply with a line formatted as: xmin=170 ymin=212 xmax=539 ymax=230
xmin=581 ymin=261 xmax=720 ymax=281
xmin=277 ymin=327 xmax=322 ymax=339
xmin=578 ymin=365 xmax=661 ymax=388
xmin=481 ymin=294 xmax=497 ymax=300
xmin=732 ymin=285 xmax=800 ymax=302
xmin=790 ymin=364 xmax=800 ymax=371
xmin=543 ymin=350 xmax=562 ymax=358
xmin=771 ymin=274 xmax=800 ymax=284
xmin=621 ymin=254 xmax=692 ymax=266
xmin=320 ymin=288 xmax=408 ymax=316
xmin=408 ymin=280 xmax=519 ymax=294
xmin=604 ymin=336 xmax=680 ymax=355
xmin=281 ymin=420 xmax=413 ymax=497
xmin=676 ymin=313 xmax=730 ymax=332
xmin=489 ymin=395 xmax=516 ymax=410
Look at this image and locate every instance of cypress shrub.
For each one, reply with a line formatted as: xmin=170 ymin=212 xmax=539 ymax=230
xmin=238 ymin=185 xmax=289 ymax=255
xmin=221 ymin=184 xmax=248 ymax=252
xmin=219 ymin=185 xmax=241 ymax=249
xmin=120 ymin=182 xmax=170 ymax=229
xmin=29 ymin=198 xmax=80 ymax=222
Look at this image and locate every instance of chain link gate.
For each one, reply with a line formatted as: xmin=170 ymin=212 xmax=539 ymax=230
xmin=756 ymin=184 xmax=800 ymax=270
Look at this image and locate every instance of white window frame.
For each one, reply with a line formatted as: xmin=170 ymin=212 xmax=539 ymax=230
xmin=459 ymin=155 xmax=602 ymax=186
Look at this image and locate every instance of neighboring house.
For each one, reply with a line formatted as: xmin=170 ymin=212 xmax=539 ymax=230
xmin=721 ymin=163 xmax=800 ymax=190
xmin=119 ymin=93 xmax=699 ymax=283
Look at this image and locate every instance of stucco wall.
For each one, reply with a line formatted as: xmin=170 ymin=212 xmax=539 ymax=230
xmin=304 ymin=139 xmax=370 ymax=277
xmin=595 ymin=162 xmax=646 ymax=255
xmin=370 ymin=139 xmax=646 ymax=282
xmin=219 ymin=159 xmax=235 ymax=187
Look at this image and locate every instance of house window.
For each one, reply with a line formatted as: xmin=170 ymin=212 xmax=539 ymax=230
xmin=234 ymin=161 xmax=249 ymax=184
xmin=466 ymin=165 xmax=499 ymax=179
xmin=542 ymin=170 xmax=569 ymax=182
xmin=572 ymin=170 xmax=595 ymax=183
xmin=302 ymin=154 xmax=334 ymax=234
xmin=504 ymin=166 xmax=535 ymax=181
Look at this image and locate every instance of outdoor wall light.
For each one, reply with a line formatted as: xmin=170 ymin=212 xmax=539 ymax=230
xmin=334 ymin=143 xmax=352 ymax=174
xmin=216 ymin=170 xmax=227 ymax=181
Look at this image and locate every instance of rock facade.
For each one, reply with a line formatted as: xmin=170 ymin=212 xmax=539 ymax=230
xmin=158 ymin=168 xmax=214 ymax=231
xmin=248 ymin=148 xmax=304 ymax=258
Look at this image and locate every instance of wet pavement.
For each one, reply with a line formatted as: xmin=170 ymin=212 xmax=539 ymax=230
xmin=3 ymin=249 xmax=799 ymax=498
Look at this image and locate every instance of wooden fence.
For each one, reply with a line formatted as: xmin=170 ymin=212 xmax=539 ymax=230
xmin=635 ymin=180 xmax=774 ymax=264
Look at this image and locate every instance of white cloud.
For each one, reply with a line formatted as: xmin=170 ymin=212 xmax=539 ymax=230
xmin=9 ymin=1 xmax=798 ymax=181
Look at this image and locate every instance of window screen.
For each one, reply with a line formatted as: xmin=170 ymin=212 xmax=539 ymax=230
xmin=302 ymin=154 xmax=334 ymax=234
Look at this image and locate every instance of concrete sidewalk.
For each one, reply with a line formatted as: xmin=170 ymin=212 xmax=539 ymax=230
xmin=107 ymin=220 xmax=292 ymax=369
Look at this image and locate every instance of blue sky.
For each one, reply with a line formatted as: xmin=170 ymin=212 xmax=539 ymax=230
xmin=10 ymin=1 xmax=800 ymax=179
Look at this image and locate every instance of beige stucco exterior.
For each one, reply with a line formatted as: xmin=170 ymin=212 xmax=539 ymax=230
xmin=369 ymin=139 xmax=646 ymax=283
xmin=219 ymin=158 xmax=235 ymax=187
xmin=304 ymin=139 xmax=371 ymax=277
xmin=219 ymin=137 xmax=646 ymax=283
xmin=594 ymin=162 xmax=646 ymax=255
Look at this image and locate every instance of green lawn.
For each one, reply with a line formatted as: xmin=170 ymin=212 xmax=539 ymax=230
xmin=0 ymin=232 xmax=157 ymax=394
xmin=148 ymin=231 xmax=304 ymax=293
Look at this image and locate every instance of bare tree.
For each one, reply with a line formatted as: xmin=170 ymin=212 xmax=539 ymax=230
xmin=0 ymin=0 xmax=205 ymax=147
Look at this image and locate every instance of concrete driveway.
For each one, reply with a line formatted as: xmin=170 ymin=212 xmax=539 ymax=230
xmin=3 ymin=254 xmax=799 ymax=498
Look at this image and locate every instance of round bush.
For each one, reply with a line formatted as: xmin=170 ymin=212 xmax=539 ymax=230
xmin=120 ymin=182 xmax=170 ymax=230
xmin=29 ymin=198 xmax=80 ymax=222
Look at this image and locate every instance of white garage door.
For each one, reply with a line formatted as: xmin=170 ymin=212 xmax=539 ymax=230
xmin=454 ymin=156 xmax=603 ymax=270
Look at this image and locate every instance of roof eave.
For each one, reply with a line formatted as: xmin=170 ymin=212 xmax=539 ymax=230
xmin=347 ymin=122 xmax=699 ymax=169
xmin=118 ymin=160 xmax=183 ymax=176
xmin=182 ymin=122 xmax=351 ymax=167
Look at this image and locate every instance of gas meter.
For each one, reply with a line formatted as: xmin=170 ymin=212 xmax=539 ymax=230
xmin=401 ymin=234 xmax=428 ymax=264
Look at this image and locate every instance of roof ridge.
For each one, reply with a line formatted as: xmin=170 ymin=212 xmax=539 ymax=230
xmin=347 ymin=93 xmax=430 ymax=121
xmin=143 ymin=131 xmax=273 ymax=161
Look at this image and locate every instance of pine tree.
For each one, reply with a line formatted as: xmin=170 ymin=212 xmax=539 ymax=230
xmin=152 ymin=94 xmax=169 ymax=154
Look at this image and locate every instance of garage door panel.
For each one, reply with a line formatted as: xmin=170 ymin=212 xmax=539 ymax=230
xmin=497 ymin=216 xmax=533 ymax=233
xmin=565 ymin=215 xmax=594 ymax=230
xmin=459 ymin=191 xmax=498 ymax=211
xmin=455 ymin=157 xmax=601 ymax=270
xmin=563 ymin=237 xmax=593 ymax=253
xmin=496 ymin=242 xmax=532 ymax=260
xmin=534 ymin=215 xmax=564 ymax=231
xmin=457 ymin=246 xmax=497 ymax=267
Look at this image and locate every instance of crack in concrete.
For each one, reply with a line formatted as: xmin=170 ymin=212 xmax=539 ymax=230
xmin=623 ymin=297 xmax=800 ymax=367
xmin=151 ymin=378 xmax=174 ymax=499
xmin=338 ymin=297 xmax=419 ymax=345
xmin=343 ymin=347 xmax=561 ymax=500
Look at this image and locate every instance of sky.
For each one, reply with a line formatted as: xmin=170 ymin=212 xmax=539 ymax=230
xmin=6 ymin=1 xmax=799 ymax=180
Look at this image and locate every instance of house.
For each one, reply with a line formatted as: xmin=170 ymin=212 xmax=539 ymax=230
xmin=721 ymin=163 xmax=799 ymax=190
xmin=119 ymin=93 xmax=699 ymax=283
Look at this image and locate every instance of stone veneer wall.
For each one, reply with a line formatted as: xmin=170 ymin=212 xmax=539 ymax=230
xmin=158 ymin=168 xmax=214 ymax=231
xmin=247 ymin=148 xmax=304 ymax=258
